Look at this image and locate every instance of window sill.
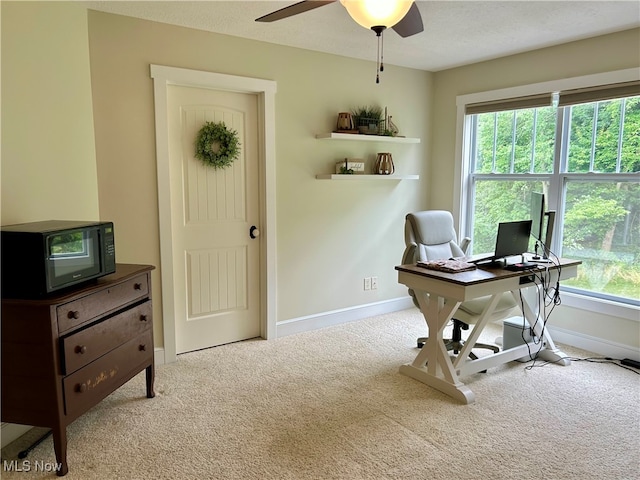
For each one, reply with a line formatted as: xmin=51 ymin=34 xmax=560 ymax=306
xmin=560 ymin=290 xmax=640 ymax=322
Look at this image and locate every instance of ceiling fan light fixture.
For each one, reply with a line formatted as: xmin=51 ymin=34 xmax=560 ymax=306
xmin=340 ymin=0 xmax=413 ymax=30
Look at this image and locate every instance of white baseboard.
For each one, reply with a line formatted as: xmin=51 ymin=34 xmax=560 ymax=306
xmin=154 ymin=347 xmax=165 ymax=366
xmin=274 ymin=296 xmax=638 ymax=362
xmin=548 ymin=326 xmax=640 ymax=361
xmin=276 ymin=297 xmax=415 ymax=337
xmin=1 ymin=423 xmax=33 ymax=449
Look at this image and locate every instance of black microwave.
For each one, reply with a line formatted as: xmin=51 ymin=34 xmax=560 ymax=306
xmin=1 ymin=220 xmax=116 ymax=298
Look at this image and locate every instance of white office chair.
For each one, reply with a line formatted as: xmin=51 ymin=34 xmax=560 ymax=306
xmin=402 ymin=211 xmax=517 ymax=357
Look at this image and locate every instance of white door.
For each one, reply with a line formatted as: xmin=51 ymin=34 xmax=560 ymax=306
xmin=167 ymin=85 xmax=260 ymax=354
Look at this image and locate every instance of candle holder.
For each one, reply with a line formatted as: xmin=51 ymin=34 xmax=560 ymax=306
xmin=374 ymin=153 xmax=395 ymax=175
xmin=336 ymin=112 xmax=356 ymax=133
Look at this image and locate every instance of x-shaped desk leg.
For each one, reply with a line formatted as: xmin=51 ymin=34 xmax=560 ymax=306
xmin=399 ymin=290 xmax=477 ymax=403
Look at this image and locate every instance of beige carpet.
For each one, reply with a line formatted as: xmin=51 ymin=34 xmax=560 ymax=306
xmin=2 ymin=309 xmax=639 ymax=479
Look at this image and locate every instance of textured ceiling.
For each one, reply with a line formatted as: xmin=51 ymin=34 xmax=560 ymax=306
xmin=83 ymin=1 xmax=640 ymax=71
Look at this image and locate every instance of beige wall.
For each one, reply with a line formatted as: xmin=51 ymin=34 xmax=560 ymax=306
xmin=1 ymin=2 xmax=99 ymax=223
xmin=87 ymin=11 xmax=432 ymax=345
xmin=2 ymin=1 xmax=637 ymax=354
xmin=430 ymin=28 xmax=640 ymax=350
xmin=430 ymin=28 xmax=640 ymax=212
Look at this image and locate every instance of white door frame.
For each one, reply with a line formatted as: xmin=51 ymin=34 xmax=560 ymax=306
xmin=150 ymin=64 xmax=277 ymax=363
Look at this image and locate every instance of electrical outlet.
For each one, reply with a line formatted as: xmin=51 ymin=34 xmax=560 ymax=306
xmin=371 ymin=276 xmax=378 ymax=290
xmin=364 ymin=277 xmax=371 ymax=290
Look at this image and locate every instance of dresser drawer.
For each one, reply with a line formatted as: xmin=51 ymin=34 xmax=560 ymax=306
xmin=57 ymin=274 xmax=149 ymax=332
xmin=61 ymin=301 xmax=152 ymax=375
xmin=63 ymin=330 xmax=153 ymax=419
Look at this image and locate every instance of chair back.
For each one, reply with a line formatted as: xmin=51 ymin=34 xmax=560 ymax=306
xmin=402 ymin=211 xmax=467 ymax=264
xmin=401 ymin=210 xmax=517 ymax=320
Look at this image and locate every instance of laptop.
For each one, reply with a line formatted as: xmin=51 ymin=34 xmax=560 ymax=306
xmin=469 ymin=220 xmax=532 ymax=265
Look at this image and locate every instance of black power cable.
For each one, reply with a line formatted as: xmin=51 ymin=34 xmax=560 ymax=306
xmin=526 ymin=356 xmax=640 ymax=375
xmin=515 ymin=247 xmax=563 ymax=367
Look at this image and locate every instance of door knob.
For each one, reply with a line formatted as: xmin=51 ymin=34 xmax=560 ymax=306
xmin=250 ymin=226 xmax=260 ymax=239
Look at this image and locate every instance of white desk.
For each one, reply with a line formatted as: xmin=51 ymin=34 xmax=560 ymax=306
xmin=395 ymin=259 xmax=581 ymax=404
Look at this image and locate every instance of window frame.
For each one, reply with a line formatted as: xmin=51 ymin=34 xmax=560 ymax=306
xmin=454 ymin=68 xmax=640 ymax=320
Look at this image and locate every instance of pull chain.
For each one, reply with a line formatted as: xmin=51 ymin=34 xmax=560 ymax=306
xmin=371 ymin=26 xmax=386 ymax=84
xmin=376 ymin=33 xmax=381 ymax=83
xmin=380 ymin=30 xmax=384 ymax=73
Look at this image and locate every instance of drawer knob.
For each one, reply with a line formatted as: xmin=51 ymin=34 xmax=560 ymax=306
xmin=75 ymin=383 xmax=87 ymax=393
xmin=67 ymin=310 xmax=80 ymax=320
xmin=134 ymin=283 xmax=142 ymax=290
xmin=75 ymin=345 xmax=87 ymax=354
xmin=139 ymin=344 xmax=147 ymax=352
xmin=139 ymin=314 xmax=148 ymax=322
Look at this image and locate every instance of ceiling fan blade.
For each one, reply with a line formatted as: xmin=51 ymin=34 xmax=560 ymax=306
xmin=256 ymin=0 xmax=336 ymax=22
xmin=392 ymin=2 xmax=424 ymax=38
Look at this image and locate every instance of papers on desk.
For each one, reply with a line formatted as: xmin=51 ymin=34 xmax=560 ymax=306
xmin=416 ymin=259 xmax=477 ymax=273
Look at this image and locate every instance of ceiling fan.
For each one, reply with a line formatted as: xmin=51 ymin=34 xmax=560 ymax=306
xmin=256 ymin=1 xmax=424 ymax=38
xmin=256 ymin=1 xmax=424 ymax=82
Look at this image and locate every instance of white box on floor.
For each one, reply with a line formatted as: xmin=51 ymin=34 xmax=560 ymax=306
xmin=503 ymin=317 xmax=538 ymax=362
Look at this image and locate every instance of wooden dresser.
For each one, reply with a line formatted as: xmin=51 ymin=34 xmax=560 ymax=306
xmin=1 ymin=264 xmax=155 ymax=476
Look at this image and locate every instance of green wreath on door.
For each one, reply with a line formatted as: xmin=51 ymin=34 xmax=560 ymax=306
xmin=194 ymin=121 xmax=241 ymax=169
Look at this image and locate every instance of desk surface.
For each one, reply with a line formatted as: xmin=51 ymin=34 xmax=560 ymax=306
xmin=395 ymin=258 xmax=581 ymax=403
xmin=395 ymin=258 xmax=581 ymax=287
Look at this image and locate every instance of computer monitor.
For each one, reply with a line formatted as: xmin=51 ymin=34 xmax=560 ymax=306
xmin=531 ymin=192 xmax=545 ymax=241
xmin=530 ymin=192 xmax=555 ymax=260
xmin=470 ymin=220 xmax=532 ymax=265
xmin=494 ymin=220 xmax=533 ymax=260
xmin=541 ymin=211 xmax=556 ymax=260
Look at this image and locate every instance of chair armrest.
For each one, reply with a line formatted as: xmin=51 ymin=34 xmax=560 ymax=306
xmin=460 ymin=237 xmax=471 ymax=255
xmin=402 ymin=243 xmax=417 ymax=265
xmin=402 ymin=243 xmax=421 ymax=309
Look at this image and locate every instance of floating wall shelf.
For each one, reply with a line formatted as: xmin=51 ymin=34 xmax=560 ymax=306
xmin=315 ymin=133 xmax=421 ymax=144
xmin=315 ymin=132 xmax=421 ymax=180
xmin=315 ymin=174 xmax=419 ymax=180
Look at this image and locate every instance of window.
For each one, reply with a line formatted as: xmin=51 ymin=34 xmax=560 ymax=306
xmin=462 ymin=80 xmax=640 ymax=305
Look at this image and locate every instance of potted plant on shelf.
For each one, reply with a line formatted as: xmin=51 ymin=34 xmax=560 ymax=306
xmin=352 ymin=106 xmax=383 ymax=135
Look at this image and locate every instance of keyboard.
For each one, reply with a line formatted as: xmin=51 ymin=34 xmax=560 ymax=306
xmin=468 ymin=255 xmax=496 ymax=265
xmin=504 ymin=262 xmax=538 ymax=271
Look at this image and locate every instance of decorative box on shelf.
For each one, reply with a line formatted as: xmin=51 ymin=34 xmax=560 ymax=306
xmin=335 ymin=159 xmax=365 ymax=174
